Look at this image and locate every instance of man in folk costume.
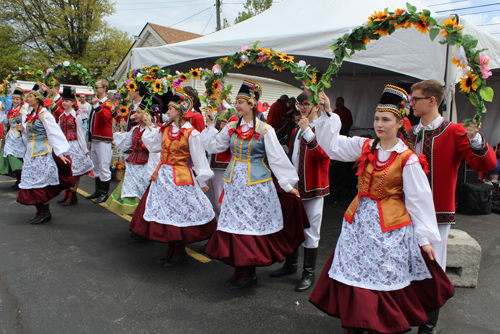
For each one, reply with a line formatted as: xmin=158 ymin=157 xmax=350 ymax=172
xmin=407 ymin=80 xmax=496 ymax=334
xmin=86 ymin=79 xmax=120 ymax=203
xmin=50 ymin=80 xmax=64 ymax=123
xmin=270 ymin=91 xmax=331 ymax=292
xmin=0 ymin=86 xmax=28 ymax=189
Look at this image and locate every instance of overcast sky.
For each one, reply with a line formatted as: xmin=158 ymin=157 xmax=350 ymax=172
xmin=105 ymin=0 xmax=500 ymax=39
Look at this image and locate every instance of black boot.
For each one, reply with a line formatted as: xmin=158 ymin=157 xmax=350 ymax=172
xmin=295 ymin=248 xmax=318 ymax=292
xmin=31 ymin=203 xmax=52 ymax=225
xmin=62 ymin=191 xmax=78 ymax=206
xmin=229 ymin=266 xmax=258 ymax=290
xmin=131 ymin=233 xmax=148 ymax=243
xmin=270 ymin=247 xmax=299 ymax=277
xmin=157 ymin=243 xmax=175 ymax=264
xmin=417 ymin=309 xmax=439 ymax=334
xmin=164 ymin=243 xmax=188 ymax=268
xmin=11 ymin=173 xmax=21 ymax=190
xmin=86 ymin=178 xmax=101 ymax=199
xmin=226 ymin=267 xmax=244 ymax=287
xmin=57 ymin=189 xmax=71 ymax=204
xmin=30 ymin=204 xmax=42 ymax=223
xmin=94 ymin=180 xmax=109 ymax=204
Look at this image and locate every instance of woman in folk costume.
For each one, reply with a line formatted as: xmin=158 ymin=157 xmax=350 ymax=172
xmin=201 ymin=79 xmax=308 ymax=290
xmin=0 ymin=87 xmax=28 ymax=189
xmin=56 ymin=86 xmax=94 ymax=206
xmin=309 ymin=86 xmax=454 ymax=334
xmin=106 ymin=92 xmax=166 ymax=215
xmin=129 ymin=88 xmax=216 ymax=267
xmin=16 ymin=82 xmax=74 ymax=225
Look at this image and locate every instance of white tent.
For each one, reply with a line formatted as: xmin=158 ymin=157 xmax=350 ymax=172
xmin=130 ymin=0 xmax=500 ymax=145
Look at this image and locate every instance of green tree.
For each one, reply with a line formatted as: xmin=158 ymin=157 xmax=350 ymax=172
xmin=0 ymin=0 xmax=132 ymax=83
xmin=234 ymin=0 xmax=273 ymax=24
xmin=0 ymin=25 xmax=24 ymax=80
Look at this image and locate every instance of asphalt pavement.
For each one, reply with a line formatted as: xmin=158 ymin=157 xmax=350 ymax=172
xmin=0 ymin=174 xmax=499 ymax=334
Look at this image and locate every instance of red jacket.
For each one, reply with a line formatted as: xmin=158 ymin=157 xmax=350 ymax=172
xmin=89 ymin=98 xmax=115 ymax=142
xmin=267 ymin=100 xmax=287 ymax=130
xmin=190 ymin=112 xmax=205 ymax=133
xmin=51 ymin=96 xmax=64 ymax=123
xmin=408 ymin=120 xmax=497 ymax=224
xmin=210 ymin=114 xmax=239 ymax=170
xmin=288 ymin=127 xmax=331 ymax=199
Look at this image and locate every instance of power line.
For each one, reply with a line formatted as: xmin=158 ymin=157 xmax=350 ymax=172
xmin=462 ymin=8 xmax=500 ymax=16
xmin=428 ymin=0 xmax=468 ymax=7
xmin=117 ymin=0 xmax=210 ymax=4
xmin=202 ymin=8 xmax=216 ymax=34
xmin=118 ymin=4 xmax=212 ymax=11
xmin=169 ymin=5 xmax=214 ymax=28
xmin=435 ymin=2 xmax=500 ymax=13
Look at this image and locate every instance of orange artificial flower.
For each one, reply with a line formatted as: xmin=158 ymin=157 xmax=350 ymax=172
xmin=413 ymin=14 xmax=430 ymax=34
xmin=460 ymin=71 xmax=479 ymax=93
xmin=373 ymin=30 xmax=388 ymax=36
xmin=441 ymin=17 xmax=462 ymax=36
xmin=363 ymin=38 xmax=371 ymax=45
xmin=234 ymin=61 xmax=245 ymax=69
xmin=369 ymin=10 xmax=389 ymax=23
xmin=179 ymin=73 xmax=189 ymax=82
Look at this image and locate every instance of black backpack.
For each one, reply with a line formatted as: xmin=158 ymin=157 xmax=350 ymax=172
xmin=457 ymin=181 xmax=494 ymax=215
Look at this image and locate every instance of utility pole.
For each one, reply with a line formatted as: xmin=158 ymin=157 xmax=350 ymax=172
xmin=216 ymin=0 xmax=221 ymax=31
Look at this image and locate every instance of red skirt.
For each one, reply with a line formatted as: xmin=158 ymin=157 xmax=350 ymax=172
xmin=205 ymin=176 xmax=310 ymax=267
xmin=17 ymin=153 xmax=75 ymax=205
xmin=129 ymin=186 xmax=217 ymax=244
xmin=309 ymin=249 xmax=454 ymax=334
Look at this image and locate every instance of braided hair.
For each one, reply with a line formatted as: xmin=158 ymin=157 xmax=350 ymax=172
xmin=235 ymin=101 xmax=258 ymax=133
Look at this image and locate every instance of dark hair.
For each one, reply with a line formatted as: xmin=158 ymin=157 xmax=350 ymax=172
xmin=138 ymin=82 xmax=148 ymax=97
xmin=336 ymin=97 xmax=344 ymax=103
xmin=297 ymin=91 xmax=311 ymax=103
xmin=54 ymin=80 xmax=61 ymax=89
xmin=183 ymin=86 xmax=201 ymax=112
xmin=294 ymin=109 xmax=301 ymax=116
xmin=370 ymin=113 xmax=415 ymax=154
xmin=235 ymin=102 xmax=258 ymax=134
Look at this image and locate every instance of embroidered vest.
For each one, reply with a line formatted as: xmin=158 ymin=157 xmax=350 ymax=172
xmin=60 ymin=113 xmax=78 ymax=141
xmin=151 ymin=126 xmax=195 ymax=185
xmin=223 ymin=120 xmax=272 ymax=185
xmin=344 ymin=141 xmax=415 ymax=232
xmin=125 ymin=127 xmax=149 ymax=165
xmin=26 ymin=110 xmax=50 ymax=157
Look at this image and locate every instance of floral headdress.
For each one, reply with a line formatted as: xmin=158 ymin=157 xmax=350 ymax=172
xmin=236 ymin=79 xmax=262 ymax=104
xmin=168 ymin=89 xmax=193 ymax=116
xmin=375 ymin=84 xmax=409 ymax=117
xmin=30 ymin=82 xmax=51 ymax=106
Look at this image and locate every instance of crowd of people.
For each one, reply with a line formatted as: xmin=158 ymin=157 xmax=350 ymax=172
xmin=0 ymin=76 xmax=497 ymax=334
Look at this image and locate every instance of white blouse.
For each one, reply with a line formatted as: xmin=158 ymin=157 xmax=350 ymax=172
xmin=200 ymin=118 xmax=299 ymax=192
xmin=142 ymin=122 xmax=213 ymax=187
xmin=59 ymin=110 xmax=89 ymax=154
xmin=314 ymin=113 xmax=441 ymax=247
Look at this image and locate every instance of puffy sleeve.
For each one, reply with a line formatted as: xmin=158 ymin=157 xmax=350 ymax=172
xmin=314 ymin=113 xmax=367 ymax=162
xmin=263 ymin=125 xmax=299 ymax=192
xmin=189 ymin=130 xmax=214 ymax=187
xmin=142 ymin=126 xmax=162 ymax=153
xmin=113 ymin=127 xmax=134 ymax=152
xmin=0 ymin=112 xmax=7 ymax=124
xmin=42 ymin=111 xmax=70 ymax=156
xmin=402 ymin=155 xmax=441 ymax=246
xmin=75 ymin=114 xmax=89 ymax=154
xmin=199 ymin=122 xmax=233 ymax=154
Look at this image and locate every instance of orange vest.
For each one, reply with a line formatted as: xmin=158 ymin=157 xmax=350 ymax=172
xmin=344 ymin=141 xmax=416 ymax=232
xmin=151 ymin=126 xmax=195 ymax=186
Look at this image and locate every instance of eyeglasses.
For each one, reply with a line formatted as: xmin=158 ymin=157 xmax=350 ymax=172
xmin=96 ymin=85 xmax=104 ymax=89
xmin=297 ymin=103 xmax=311 ymax=108
xmin=410 ymin=96 xmax=431 ymax=104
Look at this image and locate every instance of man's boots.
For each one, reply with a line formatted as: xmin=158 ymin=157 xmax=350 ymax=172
xmin=86 ymin=178 xmax=101 ymax=199
xmin=269 ymin=247 xmax=299 ymax=277
xmin=295 ymin=248 xmax=318 ymax=292
xmin=94 ymin=180 xmax=109 ymax=204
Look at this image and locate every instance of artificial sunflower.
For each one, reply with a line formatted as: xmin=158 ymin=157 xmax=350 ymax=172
xmin=179 ymin=73 xmax=189 ymax=82
xmin=189 ymin=68 xmax=201 ymax=79
xmin=393 ymin=8 xmax=405 ymax=16
xmin=149 ymin=66 xmax=160 ymax=74
xmin=373 ymin=30 xmax=388 ymax=36
xmin=221 ymin=57 xmax=229 ymax=62
xmin=310 ymin=73 xmax=317 ymax=84
xmin=441 ymin=17 xmax=462 ymax=36
xmin=127 ymin=81 xmax=138 ymax=91
xmin=460 ymin=71 xmax=480 ymax=93
xmin=234 ymin=61 xmax=245 ymax=69
xmin=280 ymin=53 xmax=294 ymax=63
xmin=273 ymin=65 xmax=284 ymax=72
xmin=363 ymin=38 xmax=371 ymax=45
xmin=369 ymin=10 xmax=389 ymax=22
xmin=153 ymin=79 xmax=163 ymax=93
xmin=51 ymin=78 xmax=56 ymax=84
xmin=395 ymin=20 xmax=412 ymax=29
xmin=212 ymin=80 xmax=222 ymax=92
xmin=451 ymin=52 xmax=467 ymax=69
xmin=413 ymin=14 xmax=430 ymax=34
xmin=118 ymin=106 xmax=129 ymax=117
xmin=144 ymin=74 xmax=154 ymax=82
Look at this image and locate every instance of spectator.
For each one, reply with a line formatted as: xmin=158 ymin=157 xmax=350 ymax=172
xmin=489 ymin=142 xmax=500 ymax=186
xmin=333 ymin=97 xmax=353 ymax=136
xmin=78 ymin=94 xmax=91 ymax=138
xmin=267 ymin=95 xmax=289 ymax=142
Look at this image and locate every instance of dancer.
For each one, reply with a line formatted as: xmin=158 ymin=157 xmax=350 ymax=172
xmin=129 ymin=89 xmax=216 ymax=267
xmin=270 ymin=91 xmax=331 ymax=292
xmin=16 ymin=82 xmax=74 ymax=224
xmin=183 ymin=86 xmax=205 ymax=132
xmin=407 ymin=80 xmax=496 ymax=334
xmin=309 ymin=86 xmax=454 ymax=334
xmin=50 ymin=80 xmax=64 ymax=123
xmin=201 ymin=79 xmax=307 ymax=290
xmin=56 ymin=86 xmax=94 ymax=206
xmin=0 ymin=87 xmax=28 ymax=189
xmin=106 ymin=92 xmax=166 ymax=215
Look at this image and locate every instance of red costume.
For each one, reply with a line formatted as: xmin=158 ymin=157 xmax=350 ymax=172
xmin=51 ymin=96 xmax=64 ymax=123
xmin=266 ymin=100 xmax=287 ymax=130
xmin=210 ymin=114 xmax=239 ymax=170
xmin=408 ymin=120 xmax=497 ymax=224
xmin=189 ymin=111 xmax=205 ymax=133
xmin=59 ymin=113 xmax=78 ymax=141
xmin=89 ymin=98 xmax=114 ymax=142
